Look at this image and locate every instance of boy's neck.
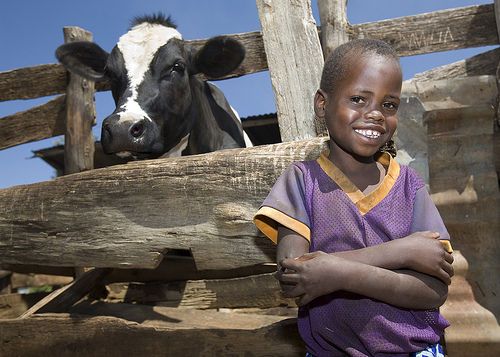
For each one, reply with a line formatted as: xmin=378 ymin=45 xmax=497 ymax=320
xmin=328 ymin=149 xmax=386 ymax=194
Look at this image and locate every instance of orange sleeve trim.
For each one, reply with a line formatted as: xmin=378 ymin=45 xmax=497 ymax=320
xmin=439 ymin=239 xmax=453 ymax=253
xmin=254 ymin=206 xmax=311 ymax=244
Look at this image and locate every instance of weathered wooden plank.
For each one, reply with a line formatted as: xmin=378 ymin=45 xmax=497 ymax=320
xmin=62 ymin=26 xmax=96 ymax=175
xmin=0 ymin=306 xmax=304 ymax=357
xmin=411 ymin=47 xmax=500 ymax=82
xmin=19 ymin=267 xmax=110 ymax=318
xmin=317 ymin=0 xmax=350 ymax=58
xmin=0 ymin=64 xmax=108 ymax=102
xmin=0 ymin=64 xmax=67 ymax=102
xmin=0 ymin=137 xmax=328 ymax=270
xmin=354 ymin=4 xmax=498 ymax=57
xmin=403 ymin=75 xmax=498 ymax=111
xmin=256 ymin=0 xmax=327 ymax=141
xmin=0 ymin=95 xmax=66 ymax=151
xmin=105 ymin=272 xmax=294 ymax=309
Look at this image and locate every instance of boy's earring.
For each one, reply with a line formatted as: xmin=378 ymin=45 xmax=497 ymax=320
xmin=378 ymin=138 xmax=397 ymax=158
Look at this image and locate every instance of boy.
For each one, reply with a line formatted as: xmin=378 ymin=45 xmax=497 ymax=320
xmin=254 ymin=39 xmax=454 ymax=357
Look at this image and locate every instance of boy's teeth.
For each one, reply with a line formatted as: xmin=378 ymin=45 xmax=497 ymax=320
xmin=355 ymin=129 xmax=380 ymax=138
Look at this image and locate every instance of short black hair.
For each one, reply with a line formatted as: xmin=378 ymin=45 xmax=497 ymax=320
xmin=320 ymin=39 xmax=401 ymax=96
xmin=131 ymin=13 xmax=177 ymax=29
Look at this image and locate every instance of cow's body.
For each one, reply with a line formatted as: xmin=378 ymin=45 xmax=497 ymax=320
xmin=56 ymin=14 xmax=249 ymax=159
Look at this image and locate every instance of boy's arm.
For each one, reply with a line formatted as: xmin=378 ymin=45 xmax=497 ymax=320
xmin=276 ymin=226 xmax=310 ymax=291
xmin=277 ymin=226 xmax=454 ymax=284
xmin=279 ymin=251 xmax=448 ymax=309
xmin=276 ymin=226 xmax=452 ymax=309
xmin=334 ymin=231 xmax=454 ymax=285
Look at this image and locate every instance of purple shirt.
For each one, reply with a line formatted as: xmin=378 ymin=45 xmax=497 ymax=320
xmin=254 ymin=152 xmax=450 ymax=357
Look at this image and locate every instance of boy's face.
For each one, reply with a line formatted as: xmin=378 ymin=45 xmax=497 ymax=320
xmin=315 ymin=54 xmax=402 ymax=160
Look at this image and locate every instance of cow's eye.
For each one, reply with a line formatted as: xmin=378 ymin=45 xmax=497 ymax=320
xmin=172 ymin=62 xmax=185 ymax=74
xmin=161 ymin=62 xmax=185 ymax=80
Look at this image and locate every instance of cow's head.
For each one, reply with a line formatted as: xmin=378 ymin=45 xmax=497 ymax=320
xmin=56 ymin=14 xmax=245 ymax=158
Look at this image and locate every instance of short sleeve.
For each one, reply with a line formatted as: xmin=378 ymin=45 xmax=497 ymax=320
xmin=411 ymin=186 xmax=453 ymax=253
xmin=253 ymin=164 xmax=311 ymax=243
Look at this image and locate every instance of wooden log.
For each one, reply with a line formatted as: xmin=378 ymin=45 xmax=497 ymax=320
xmin=256 ymin=0 xmax=327 ymax=142
xmin=317 ymin=0 xmax=351 ymax=58
xmin=62 ymin=27 xmax=96 ymax=175
xmin=0 ymin=95 xmax=66 ymax=151
xmin=0 ymin=64 xmax=110 ymax=102
xmin=403 ymin=75 xmax=498 ymax=111
xmin=411 ymin=47 xmax=500 ymax=82
xmin=0 ymin=64 xmax=67 ymax=102
xmin=0 ymin=305 xmax=304 ymax=356
xmin=105 ymin=272 xmax=294 ymax=309
xmin=354 ymin=4 xmax=498 ymax=57
xmin=0 ymin=137 xmax=329 ymax=270
xmin=19 ymin=267 xmax=110 ymax=318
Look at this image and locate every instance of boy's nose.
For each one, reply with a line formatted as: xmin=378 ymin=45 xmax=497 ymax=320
xmin=365 ymin=109 xmax=384 ymax=121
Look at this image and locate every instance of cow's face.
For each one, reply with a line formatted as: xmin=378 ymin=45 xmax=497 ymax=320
xmin=55 ymin=16 xmax=245 ymax=159
xmin=101 ymin=24 xmax=195 ymax=158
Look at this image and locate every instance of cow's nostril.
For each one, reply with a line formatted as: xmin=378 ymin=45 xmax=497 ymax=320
xmin=103 ymin=122 xmax=111 ymax=133
xmin=130 ymin=122 xmax=144 ymax=138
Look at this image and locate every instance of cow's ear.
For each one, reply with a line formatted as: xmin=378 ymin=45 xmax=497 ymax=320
xmin=193 ymin=36 xmax=245 ymax=78
xmin=56 ymin=42 xmax=109 ymax=81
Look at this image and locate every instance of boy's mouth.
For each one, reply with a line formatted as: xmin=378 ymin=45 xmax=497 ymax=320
xmin=354 ymin=129 xmax=381 ymax=139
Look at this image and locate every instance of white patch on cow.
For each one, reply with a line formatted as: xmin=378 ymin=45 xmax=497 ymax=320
xmin=119 ymin=98 xmax=151 ymax=124
xmin=118 ymin=23 xmax=182 ymax=90
xmin=159 ymin=133 xmax=190 ymax=158
xmin=116 ymin=23 xmax=182 ymax=123
xmin=230 ymin=105 xmax=253 ymax=148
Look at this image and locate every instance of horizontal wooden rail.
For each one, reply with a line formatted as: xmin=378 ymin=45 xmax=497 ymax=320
xmin=0 ymin=137 xmax=329 ymax=270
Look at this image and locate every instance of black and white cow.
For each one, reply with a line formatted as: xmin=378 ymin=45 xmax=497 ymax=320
xmin=56 ymin=14 xmax=251 ymax=159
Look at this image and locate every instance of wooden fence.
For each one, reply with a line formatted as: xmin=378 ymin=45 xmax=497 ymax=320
xmin=1 ymin=1 xmax=500 ymax=356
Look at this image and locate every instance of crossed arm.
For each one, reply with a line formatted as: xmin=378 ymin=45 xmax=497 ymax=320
xmin=275 ymin=226 xmax=454 ymax=309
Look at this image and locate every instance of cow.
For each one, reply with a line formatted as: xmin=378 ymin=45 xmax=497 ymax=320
xmin=56 ymin=13 xmax=251 ymax=159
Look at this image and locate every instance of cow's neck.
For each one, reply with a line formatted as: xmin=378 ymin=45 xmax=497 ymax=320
xmin=184 ymin=79 xmax=227 ymax=155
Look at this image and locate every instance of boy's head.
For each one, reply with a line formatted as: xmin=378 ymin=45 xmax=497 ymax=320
xmin=314 ymin=39 xmax=402 ymax=161
xmin=320 ymin=39 xmax=402 ymax=96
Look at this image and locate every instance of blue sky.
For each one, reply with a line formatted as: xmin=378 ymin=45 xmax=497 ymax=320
xmin=0 ymin=0 xmax=495 ymax=189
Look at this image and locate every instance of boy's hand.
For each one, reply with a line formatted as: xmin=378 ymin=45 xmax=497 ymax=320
xmin=398 ymin=231 xmax=454 ymax=285
xmin=276 ymin=251 xmax=349 ymax=306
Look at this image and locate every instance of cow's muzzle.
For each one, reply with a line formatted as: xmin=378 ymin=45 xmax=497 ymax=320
xmin=101 ymin=114 xmax=161 ymax=157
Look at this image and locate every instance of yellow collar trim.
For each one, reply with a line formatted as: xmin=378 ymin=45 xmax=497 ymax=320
xmin=317 ymin=151 xmax=400 ymax=215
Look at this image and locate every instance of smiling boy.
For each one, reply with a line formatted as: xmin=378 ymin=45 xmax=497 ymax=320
xmin=254 ymin=39 xmax=453 ymax=357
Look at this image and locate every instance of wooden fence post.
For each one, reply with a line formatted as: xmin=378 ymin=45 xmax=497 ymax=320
xmin=62 ymin=27 xmax=96 ymax=175
xmin=317 ymin=0 xmax=351 ymax=59
xmin=255 ymin=0 xmax=327 ymax=142
xmin=62 ymin=27 xmax=96 ymax=279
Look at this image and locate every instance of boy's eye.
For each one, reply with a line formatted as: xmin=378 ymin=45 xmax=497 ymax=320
xmin=351 ymin=96 xmax=365 ymax=104
xmin=383 ymin=102 xmax=399 ymax=111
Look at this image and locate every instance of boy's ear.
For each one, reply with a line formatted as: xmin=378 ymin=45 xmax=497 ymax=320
xmin=314 ymin=89 xmax=327 ymax=118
